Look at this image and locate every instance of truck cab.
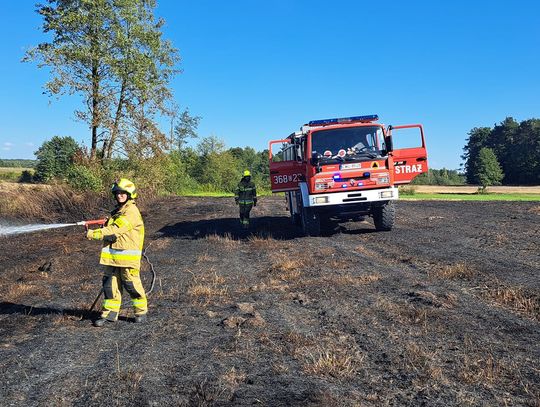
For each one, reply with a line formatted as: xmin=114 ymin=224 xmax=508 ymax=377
xmin=269 ymin=114 xmax=428 ymax=235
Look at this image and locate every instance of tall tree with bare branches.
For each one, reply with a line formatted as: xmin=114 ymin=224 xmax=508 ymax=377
xmin=24 ymin=0 xmax=179 ymax=160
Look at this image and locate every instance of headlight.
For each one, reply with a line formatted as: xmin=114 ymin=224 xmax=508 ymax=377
xmin=379 ymin=191 xmax=394 ymax=199
xmin=313 ymin=196 xmax=329 ymax=204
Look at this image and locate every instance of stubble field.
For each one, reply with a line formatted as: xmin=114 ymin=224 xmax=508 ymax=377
xmin=0 ymin=195 xmax=539 ymax=406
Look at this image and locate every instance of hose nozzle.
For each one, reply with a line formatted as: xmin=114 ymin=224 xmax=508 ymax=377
xmin=78 ymin=218 xmax=107 ymax=230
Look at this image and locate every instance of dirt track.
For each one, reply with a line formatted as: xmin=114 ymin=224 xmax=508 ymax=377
xmin=1 ymin=196 xmax=539 ymax=406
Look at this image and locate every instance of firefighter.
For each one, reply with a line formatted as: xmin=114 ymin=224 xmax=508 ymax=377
xmin=86 ymin=178 xmax=147 ymax=327
xmin=235 ymin=170 xmax=257 ymax=229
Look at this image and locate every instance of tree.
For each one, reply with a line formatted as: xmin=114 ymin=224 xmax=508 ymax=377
xmin=475 ymin=147 xmax=503 ymax=192
xmin=174 ymin=109 xmax=201 ymax=150
xmin=462 ymin=127 xmax=491 ymax=184
xmin=197 ymin=135 xmax=226 ymax=156
xmin=34 ymin=136 xmax=80 ymax=182
xmin=25 ymin=0 xmax=179 ymax=160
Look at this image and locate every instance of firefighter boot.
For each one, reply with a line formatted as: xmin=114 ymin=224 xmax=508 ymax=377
xmin=134 ymin=314 xmax=147 ymax=323
xmin=93 ymin=317 xmax=116 ymax=327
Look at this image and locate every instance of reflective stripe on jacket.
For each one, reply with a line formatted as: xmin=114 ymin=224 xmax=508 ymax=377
xmin=97 ymin=200 xmax=145 ymax=268
xmin=235 ymin=179 xmax=257 ymax=204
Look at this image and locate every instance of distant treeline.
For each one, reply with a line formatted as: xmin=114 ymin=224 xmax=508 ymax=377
xmin=462 ymin=117 xmax=540 ymax=185
xmin=0 ymin=159 xmax=36 ymax=168
xmin=411 ymin=168 xmax=465 ymax=185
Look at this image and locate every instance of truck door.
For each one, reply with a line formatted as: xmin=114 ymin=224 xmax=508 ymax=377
xmin=269 ymin=139 xmax=305 ymax=192
xmin=388 ymin=124 xmax=428 ymax=184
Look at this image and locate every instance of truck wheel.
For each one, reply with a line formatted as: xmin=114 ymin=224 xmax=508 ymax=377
xmin=372 ymin=202 xmax=395 ymax=231
xmin=301 ymin=207 xmax=321 ymax=236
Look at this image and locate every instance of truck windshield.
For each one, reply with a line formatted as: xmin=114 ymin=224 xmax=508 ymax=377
xmin=311 ymin=126 xmax=386 ymax=162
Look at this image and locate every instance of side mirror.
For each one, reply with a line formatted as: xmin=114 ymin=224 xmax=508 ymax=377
xmin=310 ymin=152 xmax=319 ymax=166
xmin=384 ymin=135 xmax=393 ymax=153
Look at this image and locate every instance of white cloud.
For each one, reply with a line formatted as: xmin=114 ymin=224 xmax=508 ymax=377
xmin=2 ymin=142 xmax=13 ymax=151
xmin=25 ymin=142 xmax=35 ymax=147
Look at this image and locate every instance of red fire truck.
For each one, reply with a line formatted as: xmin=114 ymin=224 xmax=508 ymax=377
xmin=268 ymin=114 xmax=428 ymax=235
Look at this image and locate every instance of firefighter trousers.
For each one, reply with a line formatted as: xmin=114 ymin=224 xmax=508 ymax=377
xmin=101 ymin=266 xmax=148 ymax=321
xmin=239 ymin=203 xmax=253 ymax=227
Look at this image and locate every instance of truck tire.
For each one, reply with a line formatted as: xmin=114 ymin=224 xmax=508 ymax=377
xmin=372 ymin=202 xmax=395 ymax=231
xmin=301 ymin=207 xmax=321 ymax=236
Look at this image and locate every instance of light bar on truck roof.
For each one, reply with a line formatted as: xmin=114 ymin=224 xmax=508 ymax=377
xmin=308 ymin=114 xmax=379 ymax=127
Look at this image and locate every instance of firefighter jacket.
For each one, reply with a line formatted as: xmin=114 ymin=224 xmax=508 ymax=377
xmin=235 ymin=178 xmax=257 ymax=205
xmin=87 ymin=200 xmax=145 ymax=269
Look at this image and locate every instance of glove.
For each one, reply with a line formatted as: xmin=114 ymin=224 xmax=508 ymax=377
xmin=103 ymin=234 xmax=117 ymax=243
xmin=86 ymin=230 xmax=94 ymax=240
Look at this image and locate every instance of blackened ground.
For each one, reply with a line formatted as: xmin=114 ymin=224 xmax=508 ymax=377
xmin=0 ymin=196 xmax=539 ymax=406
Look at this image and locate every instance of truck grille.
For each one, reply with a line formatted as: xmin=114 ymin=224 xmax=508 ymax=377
xmin=343 ymin=192 xmax=367 ymax=202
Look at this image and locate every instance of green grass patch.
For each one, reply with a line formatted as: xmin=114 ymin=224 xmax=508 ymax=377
xmin=177 ymin=189 xmax=274 ymax=198
xmin=402 ymin=193 xmax=540 ymax=201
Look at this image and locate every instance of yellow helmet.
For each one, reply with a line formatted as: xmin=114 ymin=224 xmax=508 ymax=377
xmin=111 ymin=178 xmax=137 ymax=199
xmin=243 ymin=170 xmax=251 ymax=177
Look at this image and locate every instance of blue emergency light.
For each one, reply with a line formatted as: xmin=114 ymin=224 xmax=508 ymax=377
xmin=308 ymin=114 xmax=379 ymax=127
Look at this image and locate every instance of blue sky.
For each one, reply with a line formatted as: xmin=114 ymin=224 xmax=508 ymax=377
xmin=1 ymin=0 xmax=539 ymax=169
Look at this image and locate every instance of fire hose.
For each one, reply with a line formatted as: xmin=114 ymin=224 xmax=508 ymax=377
xmin=79 ymin=218 xmax=156 ymax=313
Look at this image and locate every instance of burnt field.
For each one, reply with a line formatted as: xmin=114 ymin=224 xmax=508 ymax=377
xmin=0 ymin=196 xmax=539 ymax=406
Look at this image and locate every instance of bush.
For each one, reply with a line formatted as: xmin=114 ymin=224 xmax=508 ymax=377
xmin=66 ymin=165 xmax=103 ymax=192
xmin=34 ymin=136 xmax=80 ymax=182
xmin=399 ymin=185 xmax=417 ymax=195
xmin=19 ymin=170 xmax=34 ymax=183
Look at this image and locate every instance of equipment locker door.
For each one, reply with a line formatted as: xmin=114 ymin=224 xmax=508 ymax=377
xmin=388 ymin=124 xmax=428 ymax=184
xmin=269 ymin=139 xmax=305 ymax=192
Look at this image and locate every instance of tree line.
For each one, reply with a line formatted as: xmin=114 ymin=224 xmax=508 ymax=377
xmin=462 ymin=117 xmax=540 ymax=186
xmin=29 ymin=134 xmax=270 ymax=195
xmin=0 ymin=159 xmax=36 ymax=168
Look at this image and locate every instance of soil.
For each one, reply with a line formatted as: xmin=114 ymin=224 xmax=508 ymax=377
xmin=0 ymin=196 xmax=539 ymax=406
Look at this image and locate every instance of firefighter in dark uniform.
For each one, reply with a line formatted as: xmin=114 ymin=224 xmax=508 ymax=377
xmin=235 ymin=170 xmax=257 ymax=229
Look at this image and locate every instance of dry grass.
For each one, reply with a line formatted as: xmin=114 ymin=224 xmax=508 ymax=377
xmin=196 ymin=252 xmax=216 ymax=263
xmin=324 ymin=272 xmax=382 ymax=286
xmin=276 ymin=331 xmax=364 ymax=380
xmin=483 ymin=285 xmax=540 ymax=319
xmin=303 ymin=347 xmax=359 ymax=378
xmin=295 ymin=334 xmax=364 ymax=379
xmin=205 ymin=233 xmax=240 ymax=249
xmin=219 ymin=367 xmax=246 ymax=389
xmin=0 ymin=183 xmax=105 ymax=221
xmin=528 ymin=205 xmax=540 ymax=214
xmin=188 ymin=271 xmax=228 ymax=306
xmin=459 ymin=353 xmax=504 ymax=385
xmin=247 ymin=234 xmax=283 ymax=250
xmin=146 ymin=237 xmax=174 ymax=252
xmin=402 ymin=343 xmax=446 ymax=383
xmin=432 ymin=262 xmax=475 ymax=279
xmin=375 ymin=296 xmax=442 ymax=327
xmin=4 ymin=282 xmax=45 ymax=302
xmin=268 ymin=251 xmax=313 ymax=281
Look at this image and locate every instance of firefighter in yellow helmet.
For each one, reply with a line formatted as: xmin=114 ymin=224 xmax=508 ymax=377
xmin=86 ymin=178 xmax=147 ymax=327
xmin=234 ymin=170 xmax=257 ymax=229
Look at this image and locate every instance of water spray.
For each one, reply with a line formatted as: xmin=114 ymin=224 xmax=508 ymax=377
xmin=0 ymin=218 xmax=107 ymax=237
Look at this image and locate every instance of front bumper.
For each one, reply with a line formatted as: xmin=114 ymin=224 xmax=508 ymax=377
xmin=306 ymin=186 xmax=399 ymax=207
